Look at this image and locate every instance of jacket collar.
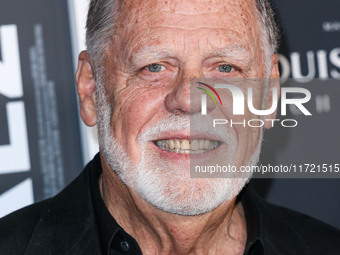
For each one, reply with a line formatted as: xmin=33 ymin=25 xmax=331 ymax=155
xmin=243 ymin=185 xmax=316 ymax=255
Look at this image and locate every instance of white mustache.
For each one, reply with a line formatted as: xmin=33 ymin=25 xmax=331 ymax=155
xmin=138 ymin=114 xmax=236 ymax=146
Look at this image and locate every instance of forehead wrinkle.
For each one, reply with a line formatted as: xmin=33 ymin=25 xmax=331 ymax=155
xmin=131 ymin=10 xmax=246 ymax=20
xmin=121 ymin=0 xmax=255 ymax=19
xmin=120 ymin=1 xmax=258 ymax=30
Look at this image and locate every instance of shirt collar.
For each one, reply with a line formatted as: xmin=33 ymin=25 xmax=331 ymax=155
xmin=240 ymin=187 xmax=265 ymax=254
xmin=89 ymin=154 xmax=142 ymax=255
xmin=89 ymin=154 xmax=264 ymax=254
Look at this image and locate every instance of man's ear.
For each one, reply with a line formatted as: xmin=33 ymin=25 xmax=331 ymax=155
xmin=263 ymin=54 xmax=281 ymax=129
xmin=76 ymin=51 xmax=97 ymax=127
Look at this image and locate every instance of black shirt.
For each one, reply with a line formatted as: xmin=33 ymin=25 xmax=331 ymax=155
xmin=90 ymin=157 xmax=143 ymax=255
xmin=1 ymin=153 xmax=340 ymax=254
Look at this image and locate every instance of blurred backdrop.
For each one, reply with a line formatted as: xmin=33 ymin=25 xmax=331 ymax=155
xmin=0 ymin=0 xmax=339 ymax=229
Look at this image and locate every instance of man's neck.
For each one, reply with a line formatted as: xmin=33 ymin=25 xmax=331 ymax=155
xmin=99 ymin=158 xmax=247 ymax=255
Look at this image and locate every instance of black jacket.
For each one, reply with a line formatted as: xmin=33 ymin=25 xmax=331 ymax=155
xmin=1 ymin=155 xmax=340 ymax=255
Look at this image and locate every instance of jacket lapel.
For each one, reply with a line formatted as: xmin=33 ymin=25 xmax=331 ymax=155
xmin=24 ymin=165 xmax=102 ymax=255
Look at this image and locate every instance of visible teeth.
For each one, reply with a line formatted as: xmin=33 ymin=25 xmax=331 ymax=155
xmin=204 ymin=139 xmax=210 ymax=150
xmin=181 ymin=139 xmax=190 ymax=150
xmin=199 ymin=140 xmax=205 ymax=150
xmin=175 ymin=139 xmax=181 ymax=149
xmin=191 ymin=140 xmax=199 ymax=150
xmin=154 ymin=139 xmax=219 ymax=154
xmin=169 ymin=139 xmax=175 ymax=149
xmin=210 ymin=141 xmax=219 ymax=149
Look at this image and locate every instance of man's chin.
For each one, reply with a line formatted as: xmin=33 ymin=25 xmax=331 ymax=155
xmin=99 ymin=131 xmax=253 ymax=216
xmin=103 ymin=147 xmax=251 ymax=216
xmin=134 ymin=170 xmax=250 ymax=216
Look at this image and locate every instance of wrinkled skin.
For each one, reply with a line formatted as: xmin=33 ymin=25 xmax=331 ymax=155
xmin=76 ymin=0 xmax=279 ymax=254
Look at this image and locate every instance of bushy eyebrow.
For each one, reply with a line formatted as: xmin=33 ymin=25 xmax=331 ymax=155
xmin=128 ymin=47 xmax=177 ymax=69
xmin=206 ymin=45 xmax=253 ymax=71
xmin=128 ymin=45 xmax=252 ymax=69
xmin=208 ymin=45 xmax=252 ymax=61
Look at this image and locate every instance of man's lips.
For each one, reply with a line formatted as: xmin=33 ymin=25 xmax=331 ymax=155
xmin=153 ymin=138 xmax=220 ymax=154
xmin=142 ymin=130 xmax=224 ymax=155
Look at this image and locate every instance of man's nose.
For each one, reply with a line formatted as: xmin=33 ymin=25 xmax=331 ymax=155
xmin=164 ymin=67 xmax=216 ymax=115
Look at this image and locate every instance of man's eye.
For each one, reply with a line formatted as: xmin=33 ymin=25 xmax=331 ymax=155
xmin=147 ymin=64 xmax=165 ymax=72
xmin=217 ymin=65 xmax=233 ymax=73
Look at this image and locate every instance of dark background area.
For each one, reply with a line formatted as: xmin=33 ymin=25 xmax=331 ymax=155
xmin=0 ymin=0 xmax=339 ymax=229
xmin=252 ymin=0 xmax=340 ymax=229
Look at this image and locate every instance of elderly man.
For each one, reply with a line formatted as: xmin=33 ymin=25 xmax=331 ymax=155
xmin=1 ymin=0 xmax=340 ymax=254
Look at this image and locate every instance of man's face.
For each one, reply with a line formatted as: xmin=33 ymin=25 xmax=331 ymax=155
xmin=96 ymin=0 xmax=275 ymax=215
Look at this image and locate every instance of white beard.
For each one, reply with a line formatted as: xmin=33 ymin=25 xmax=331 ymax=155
xmin=96 ymin=81 xmax=262 ymax=216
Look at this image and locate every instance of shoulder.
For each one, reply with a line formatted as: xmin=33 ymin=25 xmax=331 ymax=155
xmin=266 ymin=202 xmax=340 ymax=245
xmin=0 ymin=198 xmax=51 ymax=253
xmin=252 ymin=189 xmax=340 ymax=254
xmin=0 ymin=157 xmax=96 ymax=254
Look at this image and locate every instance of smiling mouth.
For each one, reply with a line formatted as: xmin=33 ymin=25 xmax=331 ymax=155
xmin=153 ymin=139 xmax=220 ymax=154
